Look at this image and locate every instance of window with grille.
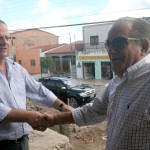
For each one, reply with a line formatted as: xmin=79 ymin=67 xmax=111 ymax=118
xmin=90 ymin=35 xmax=99 ymax=45
xmin=18 ymin=60 xmax=21 ymax=64
xmin=30 ymin=59 xmax=35 ymax=66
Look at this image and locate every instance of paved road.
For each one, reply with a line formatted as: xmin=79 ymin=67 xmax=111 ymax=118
xmin=77 ymin=78 xmax=109 ymax=94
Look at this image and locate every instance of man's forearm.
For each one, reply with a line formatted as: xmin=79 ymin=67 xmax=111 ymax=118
xmin=52 ymin=98 xmax=74 ymax=112
xmin=3 ymin=109 xmax=46 ymax=130
xmin=3 ymin=109 xmax=33 ymax=123
xmin=44 ymin=111 xmax=75 ymax=126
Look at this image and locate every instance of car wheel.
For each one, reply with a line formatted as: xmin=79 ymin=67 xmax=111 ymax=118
xmin=69 ymin=97 xmax=78 ymax=108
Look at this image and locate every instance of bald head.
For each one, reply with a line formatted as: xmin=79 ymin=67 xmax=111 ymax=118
xmin=107 ymin=17 xmax=150 ymax=53
xmin=112 ymin=17 xmax=150 ymax=40
xmin=0 ymin=20 xmax=7 ymax=26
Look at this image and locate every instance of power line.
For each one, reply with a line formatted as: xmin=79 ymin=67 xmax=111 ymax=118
xmin=9 ymin=20 xmax=114 ymax=32
xmin=1 ymin=0 xmax=150 ymax=21
xmin=9 ymin=16 xmax=150 ymax=32
xmin=64 ymin=7 xmax=150 ymax=19
xmin=9 ymin=17 xmax=150 ymax=31
xmin=7 ymin=6 xmax=150 ymax=30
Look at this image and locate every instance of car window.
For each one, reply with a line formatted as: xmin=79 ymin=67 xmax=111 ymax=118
xmin=64 ymin=79 xmax=81 ymax=88
xmin=39 ymin=79 xmax=48 ymax=85
xmin=46 ymin=80 xmax=56 ymax=87
xmin=56 ymin=81 xmax=65 ymax=89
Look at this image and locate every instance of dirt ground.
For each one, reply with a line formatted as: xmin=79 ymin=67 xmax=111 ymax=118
xmin=27 ymin=100 xmax=107 ymax=150
xmin=70 ymin=122 xmax=107 ymax=150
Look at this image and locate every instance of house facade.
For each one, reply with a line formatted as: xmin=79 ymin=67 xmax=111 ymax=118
xmin=40 ymin=41 xmax=81 ymax=77
xmin=76 ymin=17 xmax=150 ymax=79
xmin=76 ymin=22 xmax=113 ymax=79
xmin=10 ymin=29 xmax=59 ymax=74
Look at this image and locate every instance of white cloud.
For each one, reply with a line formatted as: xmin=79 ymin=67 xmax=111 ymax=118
xmin=67 ymin=6 xmax=89 ymax=16
xmin=32 ymin=0 xmax=52 ymax=14
xmin=84 ymin=0 xmax=150 ymax=22
xmin=9 ymin=1 xmax=84 ymax=44
xmin=8 ymin=0 xmax=150 ymax=44
xmin=8 ymin=9 xmax=76 ymax=44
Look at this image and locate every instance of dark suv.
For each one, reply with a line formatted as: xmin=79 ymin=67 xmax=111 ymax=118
xmin=38 ymin=77 xmax=96 ymax=108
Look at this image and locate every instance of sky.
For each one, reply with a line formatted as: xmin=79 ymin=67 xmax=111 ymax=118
xmin=0 ymin=0 xmax=150 ymax=44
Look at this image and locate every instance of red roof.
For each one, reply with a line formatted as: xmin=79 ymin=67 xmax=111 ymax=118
xmin=45 ymin=41 xmax=83 ymax=54
xmin=32 ymin=44 xmax=65 ymax=52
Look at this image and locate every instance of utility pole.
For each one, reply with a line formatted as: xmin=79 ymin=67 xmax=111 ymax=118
xmin=69 ymin=33 xmax=73 ymax=77
xmin=69 ymin=33 xmax=74 ymax=63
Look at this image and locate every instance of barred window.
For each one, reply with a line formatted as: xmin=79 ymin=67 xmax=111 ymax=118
xmin=30 ymin=59 xmax=35 ymax=66
xmin=90 ymin=35 xmax=99 ymax=45
xmin=18 ymin=60 xmax=21 ymax=65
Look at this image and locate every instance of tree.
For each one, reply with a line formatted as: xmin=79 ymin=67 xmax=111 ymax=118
xmin=40 ymin=56 xmax=54 ymax=74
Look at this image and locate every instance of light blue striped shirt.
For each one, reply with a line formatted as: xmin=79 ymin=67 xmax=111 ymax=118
xmin=0 ymin=58 xmax=57 ymax=140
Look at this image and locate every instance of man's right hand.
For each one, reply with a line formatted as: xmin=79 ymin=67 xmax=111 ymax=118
xmin=26 ymin=111 xmax=47 ymax=131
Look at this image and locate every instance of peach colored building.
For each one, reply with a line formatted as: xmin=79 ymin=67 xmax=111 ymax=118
xmin=10 ymin=29 xmax=59 ymax=74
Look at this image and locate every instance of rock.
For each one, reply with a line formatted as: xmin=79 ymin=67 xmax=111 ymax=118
xmin=29 ymin=129 xmax=73 ymax=150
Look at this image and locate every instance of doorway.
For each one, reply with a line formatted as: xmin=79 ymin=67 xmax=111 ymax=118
xmin=101 ymin=62 xmax=113 ymax=79
xmin=83 ymin=62 xmax=95 ymax=79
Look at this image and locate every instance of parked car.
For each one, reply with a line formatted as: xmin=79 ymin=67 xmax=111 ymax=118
xmin=38 ymin=77 xmax=96 ymax=108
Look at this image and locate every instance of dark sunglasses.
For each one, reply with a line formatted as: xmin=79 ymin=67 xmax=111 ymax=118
xmin=0 ymin=36 xmax=11 ymax=41
xmin=105 ymin=36 xmax=140 ymax=51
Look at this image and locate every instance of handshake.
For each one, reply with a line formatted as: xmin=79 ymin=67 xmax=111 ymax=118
xmin=27 ymin=111 xmax=74 ymax=131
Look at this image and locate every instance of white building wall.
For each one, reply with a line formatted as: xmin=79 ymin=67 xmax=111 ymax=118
xmin=76 ymin=22 xmax=113 ymax=79
xmin=76 ymin=60 xmax=83 ymax=78
xmin=83 ymin=23 xmax=113 ymax=43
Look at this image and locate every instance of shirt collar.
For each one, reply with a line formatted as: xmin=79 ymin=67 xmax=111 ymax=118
xmin=5 ymin=57 xmax=15 ymax=65
xmin=122 ymin=53 xmax=150 ymax=80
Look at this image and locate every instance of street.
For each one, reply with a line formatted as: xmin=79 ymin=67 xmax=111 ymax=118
xmin=93 ymin=85 xmax=107 ymax=94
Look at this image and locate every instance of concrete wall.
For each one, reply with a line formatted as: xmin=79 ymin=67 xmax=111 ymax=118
xmin=76 ymin=22 xmax=112 ymax=79
xmin=83 ymin=23 xmax=113 ymax=43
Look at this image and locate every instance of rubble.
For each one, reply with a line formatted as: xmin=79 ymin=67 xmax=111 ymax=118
xmin=27 ymin=99 xmax=107 ymax=150
xmin=29 ymin=129 xmax=72 ymax=150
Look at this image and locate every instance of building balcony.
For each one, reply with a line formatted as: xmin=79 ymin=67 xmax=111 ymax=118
xmin=75 ymin=42 xmax=107 ymax=55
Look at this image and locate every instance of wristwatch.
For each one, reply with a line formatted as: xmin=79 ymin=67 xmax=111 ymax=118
xmin=58 ymin=103 xmax=64 ymax=111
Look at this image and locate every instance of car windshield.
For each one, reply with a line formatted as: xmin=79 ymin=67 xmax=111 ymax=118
xmin=63 ymin=79 xmax=81 ymax=88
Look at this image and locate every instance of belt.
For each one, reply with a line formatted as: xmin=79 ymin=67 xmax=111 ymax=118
xmin=0 ymin=135 xmax=28 ymax=144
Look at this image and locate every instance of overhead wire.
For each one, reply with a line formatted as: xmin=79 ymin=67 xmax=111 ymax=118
xmin=0 ymin=0 xmax=90 ymax=15
xmin=8 ymin=6 xmax=150 ymax=32
xmin=9 ymin=20 xmax=114 ymax=32
xmin=1 ymin=0 xmax=149 ymax=32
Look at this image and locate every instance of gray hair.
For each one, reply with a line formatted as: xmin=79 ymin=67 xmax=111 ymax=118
xmin=115 ymin=17 xmax=150 ymax=52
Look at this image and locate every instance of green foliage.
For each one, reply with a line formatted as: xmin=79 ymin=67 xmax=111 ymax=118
xmin=40 ymin=56 xmax=54 ymax=69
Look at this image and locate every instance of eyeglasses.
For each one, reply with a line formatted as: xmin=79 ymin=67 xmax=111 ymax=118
xmin=0 ymin=36 xmax=11 ymax=41
xmin=105 ymin=37 xmax=140 ymax=51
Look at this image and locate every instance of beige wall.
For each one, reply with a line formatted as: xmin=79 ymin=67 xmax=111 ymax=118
xmin=10 ymin=29 xmax=58 ymax=74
